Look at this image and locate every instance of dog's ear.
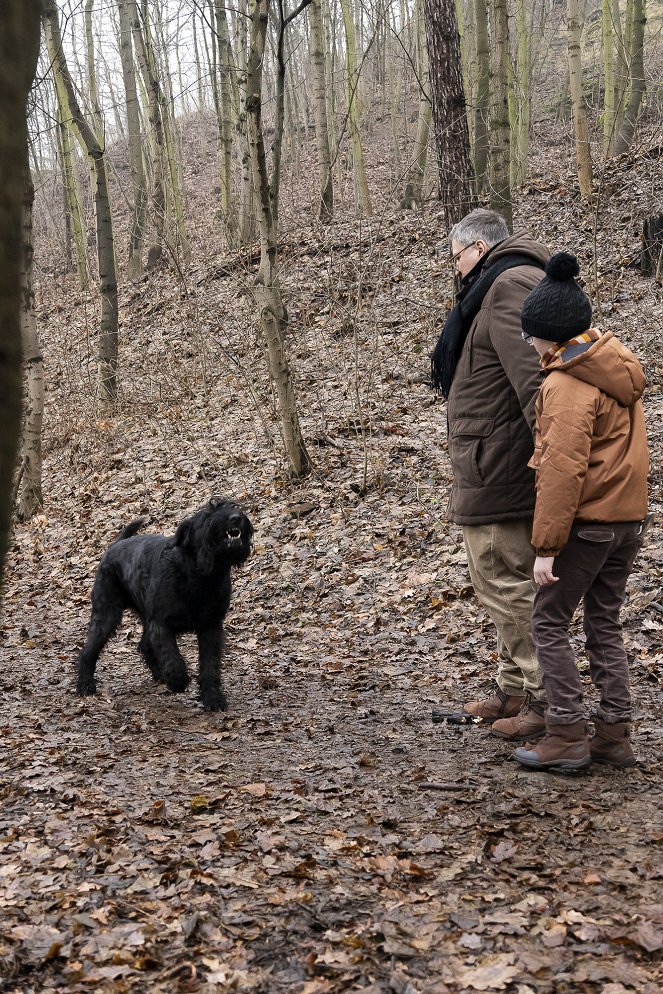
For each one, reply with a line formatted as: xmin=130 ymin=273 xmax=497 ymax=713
xmin=174 ymin=518 xmax=193 ymax=548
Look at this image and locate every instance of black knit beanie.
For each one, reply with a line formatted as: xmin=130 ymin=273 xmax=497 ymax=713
xmin=521 ymin=252 xmax=592 ymax=342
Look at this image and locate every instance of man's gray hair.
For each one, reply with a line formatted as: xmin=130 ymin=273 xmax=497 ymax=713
xmin=449 ymin=208 xmax=509 ymax=248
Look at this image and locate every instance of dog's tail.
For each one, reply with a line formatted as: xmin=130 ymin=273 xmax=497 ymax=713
xmin=114 ymin=515 xmax=151 ymax=543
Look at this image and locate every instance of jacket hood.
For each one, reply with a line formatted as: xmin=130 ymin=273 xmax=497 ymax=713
xmin=485 ymin=230 xmax=551 ymax=270
xmin=544 ymin=331 xmax=646 ymax=406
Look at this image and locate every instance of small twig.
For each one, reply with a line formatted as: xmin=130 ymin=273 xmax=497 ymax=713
xmin=418 ymin=781 xmax=476 ymax=791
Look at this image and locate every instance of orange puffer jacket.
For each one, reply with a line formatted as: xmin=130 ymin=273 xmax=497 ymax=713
xmin=530 ymin=331 xmax=649 ymax=556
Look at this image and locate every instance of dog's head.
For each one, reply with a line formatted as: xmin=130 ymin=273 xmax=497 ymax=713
xmin=174 ymin=498 xmax=253 ymax=574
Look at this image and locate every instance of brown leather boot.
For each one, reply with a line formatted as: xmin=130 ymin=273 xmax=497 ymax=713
xmin=514 ymin=720 xmax=590 ymax=771
xmin=463 ymin=686 xmax=526 ymax=723
xmin=491 ymin=696 xmax=546 ymax=740
xmin=590 ymin=718 xmax=636 ymax=768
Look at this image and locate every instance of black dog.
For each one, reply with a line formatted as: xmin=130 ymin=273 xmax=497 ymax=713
xmin=77 ymin=498 xmax=253 ymax=711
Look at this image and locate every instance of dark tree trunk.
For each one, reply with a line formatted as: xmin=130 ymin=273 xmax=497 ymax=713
xmin=422 ymin=0 xmax=477 ymax=226
xmin=0 ymin=0 xmax=41 ymax=594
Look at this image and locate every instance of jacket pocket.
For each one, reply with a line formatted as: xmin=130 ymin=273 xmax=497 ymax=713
xmin=577 ymin=528 xmax=614 ymax=543
xmin=450 ymin=417 xmax=495 ymax=488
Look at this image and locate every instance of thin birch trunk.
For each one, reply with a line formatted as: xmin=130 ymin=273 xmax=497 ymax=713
xmin=473 ymin=0 xmax=490 ymax=190
xmin=214 ymin=0 xmax=238 ymax=246
xmin=119 ymin=0 xmax=147 ymax=278
xmin=489 ymin=0 xmax=512 ymax=227
xmin=401 ymin=0 xmax=432 ymax=208
xmin=513 ymin=0 xmax=530 ymax=186
xmin=57 ymin=106 xmax=89 ymax=288
xmin=339 ymin=0 xmax=373 ymax=216
xmin=309 ymin=0 xmax=333 ymax=220
xmin=567 ymin=0 xmax=593 ymax=198
xmin=602 ymin=0 xmax=616 ymax=151
xmin=18 ymin=169 xmax=43 ymax=521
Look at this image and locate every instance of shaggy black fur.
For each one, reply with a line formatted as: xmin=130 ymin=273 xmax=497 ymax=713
xmin=77 ymin=498 xmax=253 ymax=711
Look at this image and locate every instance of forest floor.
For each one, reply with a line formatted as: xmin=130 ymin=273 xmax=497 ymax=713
xmin=1 ymin=122 xmax=663 ymax=994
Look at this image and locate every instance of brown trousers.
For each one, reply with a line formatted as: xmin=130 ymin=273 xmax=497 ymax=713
xmin=532 ymin=521 xmax=642 ymax=725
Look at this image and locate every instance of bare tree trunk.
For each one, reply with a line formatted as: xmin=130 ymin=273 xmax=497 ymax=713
xmin=44 ymin=0 xmax=119 ymax=405
xmin=614 ymin=0 xmax=645 ymax=154
xmin=400 ymin=0 xmax=432 ymax=209
xmin=423 ymin=0 xmax=476 ymax=226
xmin=513 ymin=0 xmax=530 ymax=186
xmin=602 ymin=0 xmax=617 ymax=151
xmin=567 ymin=0 xmax=593 ymax=199
xmin=119 ymin=0 xmax=147 ymax=278
xmin=18 ymin=169 xmax=43 ymax=521
xmin=236 ymin=0 xmax=255 ymax=245
xmin=246 ymin=0 xmax=311 ymax=477
xmin=56 ymin=106 xmax=89 ymax=287
xmin=85 ymin=0 xmax=104 ymax=139
xmin=309 ymin=0 xmax=333 ymax=221
xmin=489 ymin=0 xmax=513 ymax=227
xmin=0 ymin=0 xmax=41 ymax=591
xmin=473 ymin=0 xmax=490 ymax=191
xmin=214 ymin=0 xmax=239 ymax=246
xmin=339 ymin=0 xmax=372 ymax=216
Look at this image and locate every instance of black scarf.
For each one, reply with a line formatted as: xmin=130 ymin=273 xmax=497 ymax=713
xmin=430 ymin=252 xmax=545 ymax=398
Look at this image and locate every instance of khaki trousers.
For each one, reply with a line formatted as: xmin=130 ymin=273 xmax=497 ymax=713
xmin=462 ymin=519 xmax=545 ymax=700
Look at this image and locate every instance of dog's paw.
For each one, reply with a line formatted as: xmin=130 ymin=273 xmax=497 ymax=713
xmin=76 ymin=678 xmax=97 ymax=697
xmin=201 ymin=690 xmax=228 ymax=712
xmin=164 ymin=669 xmax=190 ymax=694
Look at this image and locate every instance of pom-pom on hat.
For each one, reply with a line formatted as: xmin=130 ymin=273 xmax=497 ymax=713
xmin=521 ymin=251 xmax=592 ymax=342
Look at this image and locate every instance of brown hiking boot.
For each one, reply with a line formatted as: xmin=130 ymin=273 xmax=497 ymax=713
xmin=514 ymin=720 xmax=590 ymax=771
xmin=492 ymin=696 xmax=546 ymax=740
xmin=590 ymin=718 xmax=637 ymax=768
xmin=463 ymin=686 xmax=526 ymax=723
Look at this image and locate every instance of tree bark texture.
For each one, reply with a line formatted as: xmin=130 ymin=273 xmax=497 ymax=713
xmin=614 ymin=0 xmax=645 ymax=155
xmin=44 ymin=0 xmax=120 ymax=405
xmin=0 ymin=0 xmax=41 ymax=591
xmin=567 ymin=0 xmax=593 ymax=199
xmin=18 ymin=169 xmax=44 ymax=521
xmin=423 ymin=0 xmax=476 ymax=227
xmin=246 ymin=0 xmax=311 ymax=477
xmin=309 ymin=0 xmax=334 ymax=221
xmin=214 ymin=0 xmax=239 ymax=246
xmin=401 ymin=0 xmax=432 ymax=209
xmin=339 ymin=0 xmax=372 ymax=216
xmin=118 ymin=0 xmax=147 ymax=277
xmin=489 ymin=0 xmax=513 ymax=228
xmin=472 ymin=0 xmax=490 ymax=191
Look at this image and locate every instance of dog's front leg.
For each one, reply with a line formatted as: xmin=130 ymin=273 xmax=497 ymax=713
xmin=196 ymin=625 xmax=227 ymax=712
xmin=146 ymin=622 xmax=190 ymax=694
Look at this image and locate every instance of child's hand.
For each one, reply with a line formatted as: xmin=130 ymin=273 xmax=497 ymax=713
xmin=534 ymin=556 xmax=559 ymax=586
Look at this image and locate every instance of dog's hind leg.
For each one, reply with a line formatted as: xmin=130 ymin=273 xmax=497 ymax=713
xmin=196 ymin=625 xmax=227 ymax=712
xmin=138 ymin=630 xmax=164 ymax=683
xmin=145 ymin=623 xmax=190 ymax=694
xmin=77 ymin=575 xmax=125 ymax=697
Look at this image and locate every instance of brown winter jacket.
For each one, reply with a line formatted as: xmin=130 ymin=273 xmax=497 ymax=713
xmin=530 ymin=331 xmax=649 ymax=556
xmin=447 ymin=231 xmax=550 ymax=524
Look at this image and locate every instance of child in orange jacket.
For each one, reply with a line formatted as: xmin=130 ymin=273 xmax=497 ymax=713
xmin=514 ymin=253 xmax=649 ymax=771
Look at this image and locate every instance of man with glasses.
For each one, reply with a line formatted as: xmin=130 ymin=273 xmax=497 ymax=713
xmin=431 ymin=208 xmax=550 ymax=740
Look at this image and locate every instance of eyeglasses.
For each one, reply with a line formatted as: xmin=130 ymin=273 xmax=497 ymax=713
xmin=521 ymin=331 xmax=534 ymax=344
xmin=450 ymin=242 xmax=478 ymax=267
